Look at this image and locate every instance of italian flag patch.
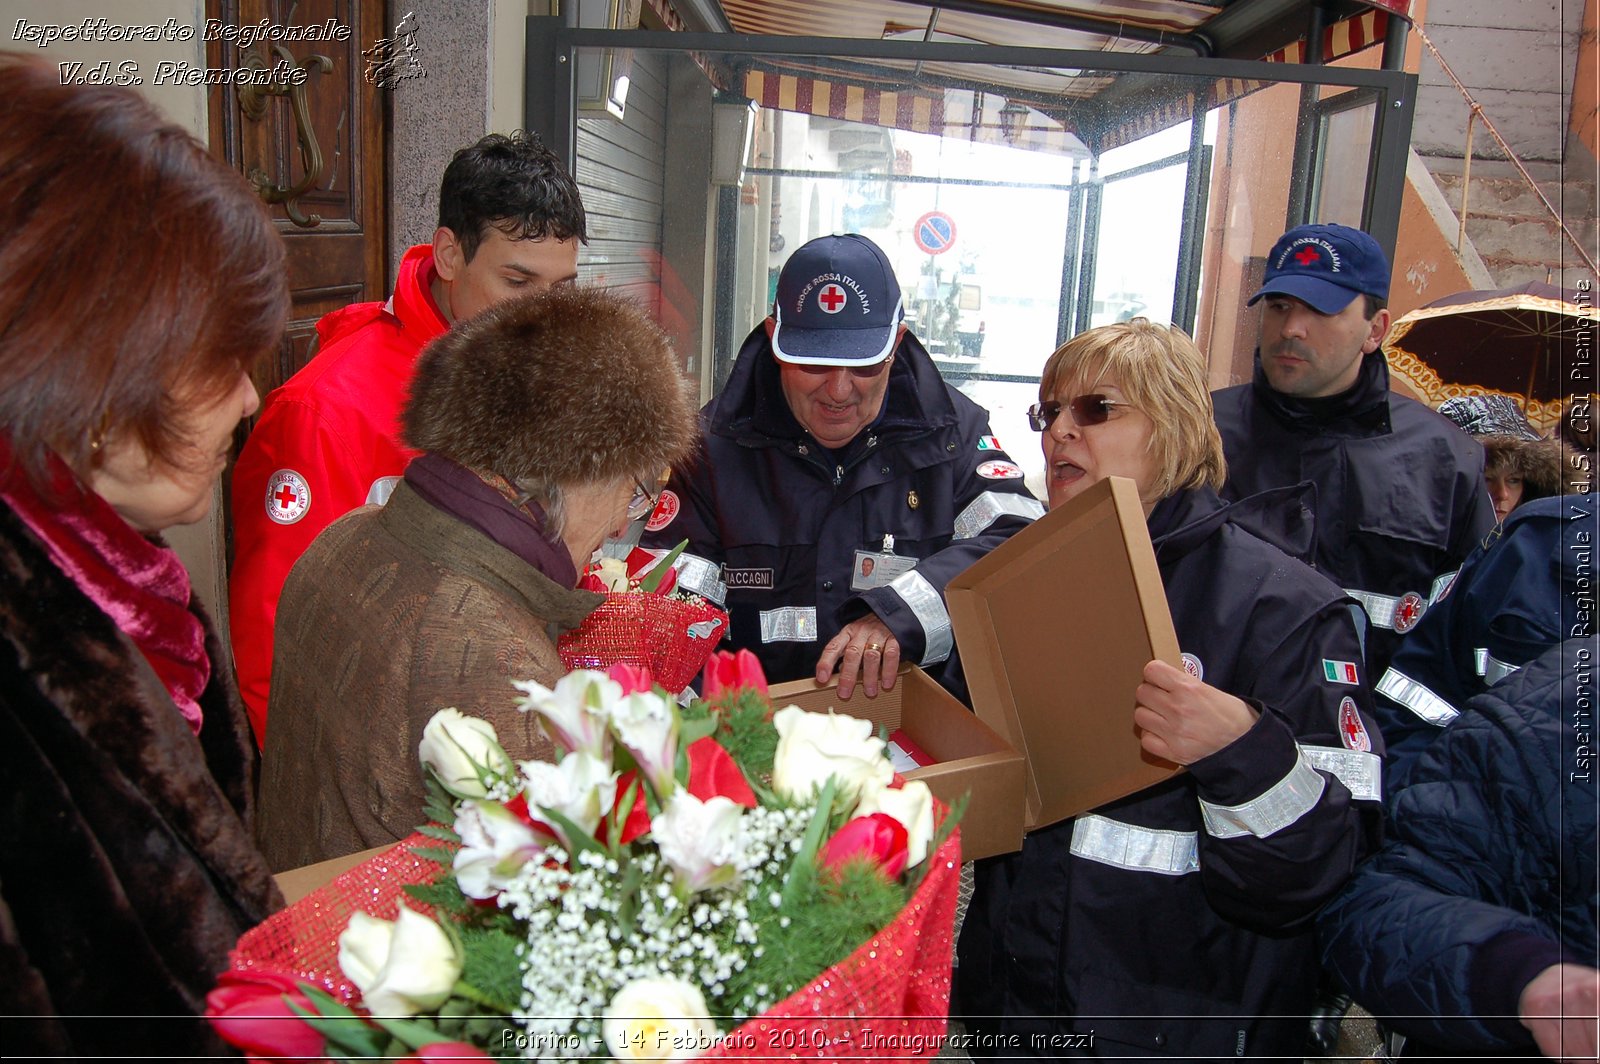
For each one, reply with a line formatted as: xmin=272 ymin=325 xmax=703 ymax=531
xmin=1322 ymin=659 xmax=1359 ymax=685
xmin=977 ymin=435 xmax=1003 ymax=451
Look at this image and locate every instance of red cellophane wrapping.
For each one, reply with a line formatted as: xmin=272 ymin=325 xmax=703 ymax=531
xmin=224 ymin=829 xmax=960 ymax=1060
xmin=558 ymin=592 xmax=730 ymax=693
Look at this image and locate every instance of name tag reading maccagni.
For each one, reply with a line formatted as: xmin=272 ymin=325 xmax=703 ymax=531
xmin=722 ymin=567 xmax=774 ymax=590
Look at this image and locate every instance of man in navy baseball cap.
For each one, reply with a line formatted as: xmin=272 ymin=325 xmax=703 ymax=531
xmin=640 ymin=231 xmax=1043 ymax=701
xmin=1216 ymin=219 xmax=1495 ymax=1054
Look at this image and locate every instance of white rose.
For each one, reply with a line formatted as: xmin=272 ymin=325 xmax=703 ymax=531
xmin=418 ymin=708 xmax=513 ymax=799
xmin=771 ymin=705 xmax=893 ymax=804
xmin=337 ymin=908 xmax=461 ymax=1018
xmin=514 ymin=671 xmax=617 ymax=760
xmin=519 ymin=751 xmax=618 ymax=850
xmin=652 ymin=791 xmax=743 ymax=894
xmin=452 ymin=799 xmax=545 ymax=900
xmin=609 ymin=690 xmax=681 ymax=797
xmin=603 ymin=976 xmax=719 ymax=1061
xmin=855 ymin=779 xmax=936 ymax=868
xmin=591 ymin=556 xmax=633 ymax=592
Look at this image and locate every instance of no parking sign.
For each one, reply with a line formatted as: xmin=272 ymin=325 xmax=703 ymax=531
xmin=914 ymin=211 xmax=957 ymax=255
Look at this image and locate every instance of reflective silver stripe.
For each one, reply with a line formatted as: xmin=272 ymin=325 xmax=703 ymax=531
xmin=759 ymin=606 xmax=817 ymax=643
xmin=365 ymin=476 xmax=401 ymax=506
xmin=886 ymin=570 xmax=954 ymax=665
xmin=1300 ymin=744 xmax=1383 ymax=803
xmin=1199 ymin=749 xmax=1325 ymax=839
xmin=1375 ymin=666 xmax=1460 ymax=726
xmin=672 ymin=552 xmax=727 ymax=605
xmin=1070 ymin=814 xmax=1199 ymax=876
xmin=952 ymin=491 xmax=1045 ymax=539
xmin=1474 ymin=648 xmax=1521 ymax=685
xmin=1430 ymin=571 xmax=1457 ymax=604
xmin=1346 ymin=589 xmax=1402 ymax=630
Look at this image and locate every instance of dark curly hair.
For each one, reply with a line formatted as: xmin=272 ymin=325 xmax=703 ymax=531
xmin=437 ymin=131 xmax=587 ymax=262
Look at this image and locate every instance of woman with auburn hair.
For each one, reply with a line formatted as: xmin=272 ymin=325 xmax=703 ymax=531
xmin=0 ymin=55 xmax=286 ymax=1055
xmin=258 ymin=285 xmax=698 ymax=870
xmin=956 ymin=319 xmax=1384 ymax=1061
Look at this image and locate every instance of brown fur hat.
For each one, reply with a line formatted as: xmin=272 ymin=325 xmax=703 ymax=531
xmin=1482 ymin=435 xmax=1564 ymax=502
xmin=403 ymin=286 xmax=697 ymax=486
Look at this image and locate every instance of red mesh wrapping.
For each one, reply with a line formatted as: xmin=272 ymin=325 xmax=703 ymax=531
xmin=225 ymin=829 xmax=959 ymax=1059
xmin=558 ymin=593 xmax=729 ymax=693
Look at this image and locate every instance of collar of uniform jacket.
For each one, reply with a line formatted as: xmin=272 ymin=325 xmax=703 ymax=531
xmin=1149 ymin=483 xmax=1319 ymax=567
xmin=711 ymin=324 xmax=960 ymax=451
xmin=1249 ymin=349 xmax=1394 ymax=439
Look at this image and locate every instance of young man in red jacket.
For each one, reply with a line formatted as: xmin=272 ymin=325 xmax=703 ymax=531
xmin=229 ymin=131 xmax=586 ymax=745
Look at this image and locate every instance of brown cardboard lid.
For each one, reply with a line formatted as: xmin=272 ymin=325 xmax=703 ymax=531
xmin=944 ymin=476 xmax=1182 ymax=832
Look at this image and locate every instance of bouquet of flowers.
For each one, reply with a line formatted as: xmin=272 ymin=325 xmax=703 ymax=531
xmin=560 ymin=543 xmax=729 ymax=694
xmin=209 ymin=651 xmax=960 ymax=1062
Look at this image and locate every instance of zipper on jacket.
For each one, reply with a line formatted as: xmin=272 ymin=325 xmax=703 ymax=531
xmin=834 ymin=463 xmax=844 ymax=486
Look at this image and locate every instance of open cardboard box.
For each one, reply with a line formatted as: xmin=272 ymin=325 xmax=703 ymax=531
xmin=774 ymin=476 xmax=1183 ymax=861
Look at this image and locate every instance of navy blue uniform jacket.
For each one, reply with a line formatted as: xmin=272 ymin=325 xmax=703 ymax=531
xmin=1212 ymin=352 xmax=1494 ymax=679
xmin=956 ymin=487 xmax=1384 ymax=1061
xmin=642 ymin=326 xmax=1043 ymax=683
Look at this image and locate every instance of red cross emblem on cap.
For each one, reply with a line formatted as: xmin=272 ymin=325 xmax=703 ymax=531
xmin=1294 ymin=245 xmax=1321 ymax=267
xmin=1394 ymin=591 xmax=1426 ymax=634
xmin=817 ymin=283 xmax=848 ymax=314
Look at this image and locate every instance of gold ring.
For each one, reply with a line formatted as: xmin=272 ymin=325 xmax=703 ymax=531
xmin=864 ymin=642 xmax=884 ymax=654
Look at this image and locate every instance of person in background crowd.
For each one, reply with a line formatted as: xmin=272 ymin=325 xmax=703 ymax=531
xmin=0 ymin=55 xmax=285 ymax=1056
xmin=1438 ymin=394 xmax=1563 ymax=523
xmin=641 ymin=233 xmax=1043 ymax=695
xmin=958 ymin=320 xmax=1382 ymax=1061
xmin=1370 ymin=491 xmax=1596 ymax=788
xmin=1319 ymin=637 xmax=1598 ymax=1063
xmin=257 ymin=287 xmax=696 ymax=870
xmin=1212 ymin=224 xmax=1494 ymax=684
xmin=229 ymin=131 xmax=587 ymax=746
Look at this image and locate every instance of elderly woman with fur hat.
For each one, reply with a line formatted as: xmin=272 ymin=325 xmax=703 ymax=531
xmin=257 ymin=286 xmax=697 ymax=869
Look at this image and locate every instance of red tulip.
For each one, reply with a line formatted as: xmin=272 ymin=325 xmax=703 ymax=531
xmin=606 ymin=662 xmax=656 ymax=694
xmin=411 ymin=1042 xmax=493 ymax=1059
xmin=625 ymin=548 xmax=678 ymax=594
xmin=205 ymin=971 xmax=326 ymax=1061
xmin=702 ymin=649 xmax=769 ymax=699
xmin=615 ymin=737 xmax=758 ymax=844
xmin=820 ymin=813 xmax=910 ymax=880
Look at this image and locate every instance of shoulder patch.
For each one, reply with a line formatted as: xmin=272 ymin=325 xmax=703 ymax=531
xmin=1338 ymin=696 xmax=1372 ymax=752
xmin=977 ymin=435 xmax=1004 ymax=451
xmin=265 ymin=469 xmax=311 ymax=525
xmin=644 ymin=489 xmax=680 ymax=532
xmin=976 ymin=459 xmax=1023 ymax=480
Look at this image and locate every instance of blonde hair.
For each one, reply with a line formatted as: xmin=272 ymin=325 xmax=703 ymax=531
xmin=1038 ymin=318 xmax=1226 ymax=500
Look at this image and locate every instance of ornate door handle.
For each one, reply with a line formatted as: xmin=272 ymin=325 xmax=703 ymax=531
xmin=239 ymin=44 xmax=334 ymax=228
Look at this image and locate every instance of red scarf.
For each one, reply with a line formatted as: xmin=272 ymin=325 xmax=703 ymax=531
xmin=0 ymin=439 xmax=209 ymax=733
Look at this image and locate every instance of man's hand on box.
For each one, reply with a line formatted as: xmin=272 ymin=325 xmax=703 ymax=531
xmin=817 ymin=614 xmax=899 ymax=700
xmin=1132 ymin=659 xmax=1259 ymax=765
xmin=1520 ymin=963 xmax=1600 ymax=1063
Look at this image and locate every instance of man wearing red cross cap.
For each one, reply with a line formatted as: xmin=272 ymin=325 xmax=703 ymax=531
xmin=1213 ymin=223 xmax=1493 ymax=686
xmin=641 ymin=233 xmax=1043 ymax=696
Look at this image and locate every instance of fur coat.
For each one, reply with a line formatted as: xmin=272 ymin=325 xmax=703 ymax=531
xmin=257 ymin=481 xmax=601 ymax=871
xmin=0 ymin=502 xmax=281 ymax=1057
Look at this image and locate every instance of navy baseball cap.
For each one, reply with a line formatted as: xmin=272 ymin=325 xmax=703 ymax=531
xmin=771 ymin=234 xmax=904 ymax=366
xmin=1248 ymin=223 xmax=1391 ymax=314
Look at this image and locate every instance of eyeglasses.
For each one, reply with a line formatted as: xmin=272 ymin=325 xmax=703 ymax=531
xmin=1027 ymin=394 xmax=1134 ymax=432
xmin=789 ymin=354 xmax=894 ymax=380
xmin=626 ymin=477 xmax=659 ymax=522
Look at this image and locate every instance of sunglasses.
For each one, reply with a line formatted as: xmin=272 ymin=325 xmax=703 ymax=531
xmin=626 ymin=477 xmax=660 ymax=522
xmin=1027 ymin=394 xmax=1134 ymax=431
xmin=789 ymin=353 xmax=894 ymax=380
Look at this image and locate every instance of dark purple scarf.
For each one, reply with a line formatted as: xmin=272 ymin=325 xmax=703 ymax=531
xmin=403 ymin=453 xmax=577 ymax=589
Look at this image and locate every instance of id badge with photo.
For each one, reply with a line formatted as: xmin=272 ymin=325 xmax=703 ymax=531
xmin=851 ymin=534 xmax=917 ymax=591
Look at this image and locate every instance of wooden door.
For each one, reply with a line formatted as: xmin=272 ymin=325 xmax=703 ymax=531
xmin=205 ymin=0 xmax=389 ymax=559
